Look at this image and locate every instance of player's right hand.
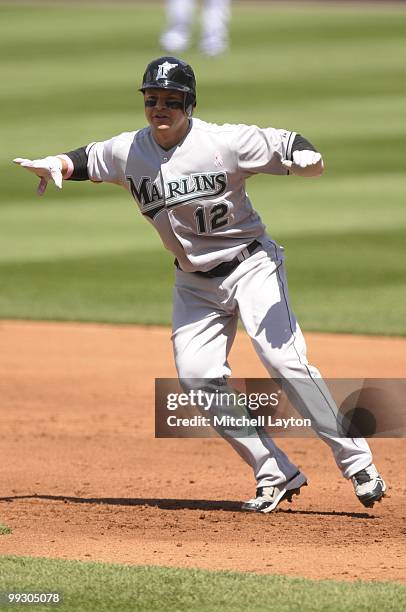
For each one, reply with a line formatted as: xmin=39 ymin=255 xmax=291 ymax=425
xmin=281 ymin=150 xmax=324 ymax=177
xmin=13 ymin=156 xmax=63 ymax=195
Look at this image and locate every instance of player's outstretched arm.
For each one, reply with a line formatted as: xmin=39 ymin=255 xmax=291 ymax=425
xmin=13 ymin=155 xmax=72 ymax=196
xmin=281 ymin=150 xmax=324 ymax=177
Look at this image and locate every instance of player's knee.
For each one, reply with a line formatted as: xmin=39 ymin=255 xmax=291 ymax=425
xmin=175 ymin=359 xmax=200 ymax=383
xmin=175 ymin=356 xmax=226 ymax=385
xmin=264 ymin=352 xmax=311 ymax=379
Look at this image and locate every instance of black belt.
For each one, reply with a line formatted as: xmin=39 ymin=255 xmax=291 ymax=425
xmin=174 ymin=240 xmax=261 ymax=278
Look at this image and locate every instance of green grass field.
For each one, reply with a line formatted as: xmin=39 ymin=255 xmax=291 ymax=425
xmin=1 ymin=2 xmax=405 ymax=333
xmin=1 ymin=556 xmax=406 ymax=612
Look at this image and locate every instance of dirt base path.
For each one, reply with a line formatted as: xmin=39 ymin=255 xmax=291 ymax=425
xmin=0 ymin=321 xmax=405 ymax=582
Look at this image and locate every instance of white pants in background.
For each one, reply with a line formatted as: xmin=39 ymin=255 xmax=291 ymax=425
xmin=160 ymin=0 xmax=231 ymax=56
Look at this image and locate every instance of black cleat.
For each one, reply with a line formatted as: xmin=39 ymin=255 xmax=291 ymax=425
xmin=351 ymin=464 xmax=386 ymax=507
xmin=242 ymin=471 xmax=307 ymax=513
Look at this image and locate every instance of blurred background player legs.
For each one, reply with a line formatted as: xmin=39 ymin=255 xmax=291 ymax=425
xmin=160 ymin=0 xmax=195 ymax=53
xmin=160 ymin=0 xmax=231 ymax=56
xmin=199 ymin=0 xmax=231 ymax=56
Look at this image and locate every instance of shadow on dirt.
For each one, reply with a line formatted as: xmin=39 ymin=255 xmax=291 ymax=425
xmin=0 ymin=494 xmax=375 ymax=519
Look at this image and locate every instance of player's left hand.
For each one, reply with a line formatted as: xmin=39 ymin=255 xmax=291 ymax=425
xmin=281 ymin=150 xmax=324 ymax=177
xmin=13 ymin=156 xmax=63 ymax=195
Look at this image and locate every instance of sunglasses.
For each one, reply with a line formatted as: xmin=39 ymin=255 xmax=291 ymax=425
xmin=144 ymin=97 xmax=184 ymax=110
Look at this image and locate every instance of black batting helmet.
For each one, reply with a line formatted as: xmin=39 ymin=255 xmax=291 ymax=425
xmin=139 ymin=56 xmax=196 ymax=113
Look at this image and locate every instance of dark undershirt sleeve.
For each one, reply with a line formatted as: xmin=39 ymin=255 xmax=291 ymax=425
xmin=65 ymin=146 xmax=89 ymax=180
xmin=291 ymin=133 xmax=318 ymax=154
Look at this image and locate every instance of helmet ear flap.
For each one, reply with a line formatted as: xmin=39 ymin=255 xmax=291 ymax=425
xmin=185 ymin=92 xmax=196 ymax=117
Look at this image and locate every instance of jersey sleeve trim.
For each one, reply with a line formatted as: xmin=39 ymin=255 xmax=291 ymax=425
xmin=63 ymin=146 xmax=90 ymax=181
xmin=291 ymin=133 xmax=318 ymax=153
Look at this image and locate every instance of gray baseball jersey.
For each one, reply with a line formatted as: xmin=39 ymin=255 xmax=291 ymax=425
xmin=86 ymin=118 xmax=296 ymax=272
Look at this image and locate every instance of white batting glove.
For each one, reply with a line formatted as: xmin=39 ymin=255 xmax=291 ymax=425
xmin=281 ymin=150 xmax=324 ymax=177
xmin=13 ymin=156 xmax=63 ymax=195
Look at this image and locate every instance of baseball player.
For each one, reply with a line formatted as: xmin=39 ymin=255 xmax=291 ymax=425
xmin=13 ymin=57 xmax=387 ymax=512
xmin=160 ymin=0 xmax=231 ymax=56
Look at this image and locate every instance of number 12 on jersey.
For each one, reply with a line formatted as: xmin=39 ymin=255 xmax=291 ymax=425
xmin=194 ymin=203 xmax=229 ymax=234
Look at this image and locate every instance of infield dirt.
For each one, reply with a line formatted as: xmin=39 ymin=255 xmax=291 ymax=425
xmin=0 ymin=321 xmax=405 ymax=582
